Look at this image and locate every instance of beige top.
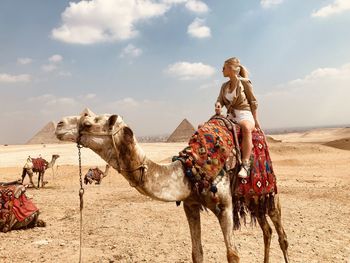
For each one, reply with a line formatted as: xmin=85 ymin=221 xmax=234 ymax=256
xmin=216 ymin=78 xmax=258 ymax=115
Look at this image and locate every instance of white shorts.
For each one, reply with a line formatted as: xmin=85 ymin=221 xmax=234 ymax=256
xmin=228 ymin=110 xmax=255 ymax=125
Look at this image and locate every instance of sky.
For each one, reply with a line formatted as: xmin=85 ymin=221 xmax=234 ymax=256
xmin=1 ymin=0 xmax=350 ymax=144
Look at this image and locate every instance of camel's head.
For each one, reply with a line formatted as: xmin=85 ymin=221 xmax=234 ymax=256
xmin=55 ymin=109 xmax=130 ymax=147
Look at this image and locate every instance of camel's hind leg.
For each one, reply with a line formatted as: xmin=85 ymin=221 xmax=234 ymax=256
xmin=257 ymin=214 xmax=272 ymax=263
xmin=217 ymin=206 xmax=240 ymax=263
xmin=24 ymin=169 xmax=36 ymax=188
xmin=268 ymin=195 xmax=289 ymax=263
xmin=183 ymin=202 xmax=204 ymax=263
xmin=21 ymin=168 xmax=27 ymax=183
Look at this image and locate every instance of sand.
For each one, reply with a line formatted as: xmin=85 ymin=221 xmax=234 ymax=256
xmin=0 ymin=129 xmax=349 ymax=263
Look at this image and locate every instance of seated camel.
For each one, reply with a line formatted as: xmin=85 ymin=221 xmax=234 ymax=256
xmin=0 ymin=180 xmax=45 ymax=232
xmin=84 ymin=164 xmax=110 ymax=185
xmin=21 ymin=154 xmax=60 ymax=188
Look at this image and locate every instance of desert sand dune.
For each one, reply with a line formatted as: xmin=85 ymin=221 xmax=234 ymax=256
xmin=271 ymin=127 xmax=350 ymax=143
xmin=324 ymin=138 xmax=350 ymax=151
xmin=0 ymin=131 xmax=349 ymax=262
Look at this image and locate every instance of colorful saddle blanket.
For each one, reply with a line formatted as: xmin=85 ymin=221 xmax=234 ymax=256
xmin=32 ymin=158 xmax=48 ymax=172
xmin=176 ymin=117 xmax=277 ymax=197
xmin=0 ymin=184 xmax=39 ymax=230
xmin=234 ymin=127 xmax=277 ymax=197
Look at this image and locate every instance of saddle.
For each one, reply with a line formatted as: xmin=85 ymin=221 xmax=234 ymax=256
xmin=0 ymin=183 xmax=38 ymax=230
xmin=84 ymin=168 xmax=104 ymax=184
xmin=31 ymin=158 xmax=48 ymax=172
xmin=175 ymin=115 xmax=277 ymax=198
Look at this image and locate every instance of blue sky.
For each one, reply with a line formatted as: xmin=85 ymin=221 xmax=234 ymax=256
xmin=1 ymin=0 xmax=350 ymax=144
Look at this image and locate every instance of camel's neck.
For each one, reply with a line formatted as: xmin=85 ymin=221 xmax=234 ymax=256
xmin=47 ymin=157 xmax=57 ymax=168
xmin=84 ymin=138 xmax=192 ymax=202
xmin=140 ymin=158 xmax=192 ymax=201
xmin=103 ymin=165 xmax=110 ymax=178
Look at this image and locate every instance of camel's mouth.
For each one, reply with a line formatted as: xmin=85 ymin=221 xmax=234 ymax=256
xmin=55 ymin=117 xmax=79 ymax=142
xmin=55 ymin=130 xmax=78 ymax=142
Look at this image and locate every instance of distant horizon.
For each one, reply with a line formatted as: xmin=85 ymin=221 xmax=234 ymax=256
xmin=3 ymin=121 xmax=349 ymax=146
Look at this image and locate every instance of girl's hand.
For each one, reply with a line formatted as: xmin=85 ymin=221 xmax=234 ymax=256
xmin=254 ymin=120 xmax=261 ymax=131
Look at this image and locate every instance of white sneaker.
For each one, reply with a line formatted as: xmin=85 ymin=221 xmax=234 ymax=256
xmin=238 ymin=161 xmax=251 ymax=179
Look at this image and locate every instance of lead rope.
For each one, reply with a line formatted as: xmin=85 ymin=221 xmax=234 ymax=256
xmin=77 ymin=143 xmax=85 ymax=263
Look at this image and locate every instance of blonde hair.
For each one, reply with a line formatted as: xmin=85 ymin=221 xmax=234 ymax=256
xmin=224 ymin=57 xmax=249 ymax=78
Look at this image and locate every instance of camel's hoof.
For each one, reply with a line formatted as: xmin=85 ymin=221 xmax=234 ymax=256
xmin=36 ymin=219 xmax=46 ymax=227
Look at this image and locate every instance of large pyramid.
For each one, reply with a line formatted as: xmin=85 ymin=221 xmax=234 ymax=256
xmin=26 ymin=121 xmax=61 ymax=144
xmin=167 ymin=119 xmax=195 ymax=142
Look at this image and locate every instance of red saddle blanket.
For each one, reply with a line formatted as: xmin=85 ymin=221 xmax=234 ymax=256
xmin=0 ymin=185 xmax=39 ymax=223
xmin=235 ymin=128 xmax=277 ymax=197
xmin=32 ymin=158 xmax=47 ymax=172
xmin=176 ymin=117 xmax=277 ymax=197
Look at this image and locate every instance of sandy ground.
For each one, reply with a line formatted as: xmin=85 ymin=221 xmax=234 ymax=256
xmin=0 ymin=128 xmax=350 ymax=263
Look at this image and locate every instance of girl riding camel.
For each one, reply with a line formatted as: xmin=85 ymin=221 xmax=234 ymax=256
xmin=216 ymin=57 xmax=260 ymax=179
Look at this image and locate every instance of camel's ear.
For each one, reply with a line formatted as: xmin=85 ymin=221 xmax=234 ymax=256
xmin=108 ymin=115 xmax=118 ymax=129
xmin=123 ymin=126 xmax=134 ymax=143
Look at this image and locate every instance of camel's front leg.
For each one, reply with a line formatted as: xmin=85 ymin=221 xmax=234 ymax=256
xmin=257 ymin=214 xmax=272 ymax=263
xmin=217 ymin=206 xmax=240 ymax=263
xmin=183 ymin=202 xmax=203 ymax=263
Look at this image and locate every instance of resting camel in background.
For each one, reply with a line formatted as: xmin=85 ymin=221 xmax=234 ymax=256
xmin=84 ymin=164 xmax=110 ymax=185
xmin=55 ymin=109 xmax=289 ymax=263
xmin=22 ymin=154 xmax=60 ymax=188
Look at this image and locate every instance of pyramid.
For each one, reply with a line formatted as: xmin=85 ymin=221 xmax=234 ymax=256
xmin=26 ymin=121 xmax=61 ymax=144
xmin=167 ymin=119 xmax=195 ymax=142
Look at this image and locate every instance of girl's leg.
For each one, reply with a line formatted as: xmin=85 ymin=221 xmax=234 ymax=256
xmin=238 ymin=120 xmax=254 ymax=178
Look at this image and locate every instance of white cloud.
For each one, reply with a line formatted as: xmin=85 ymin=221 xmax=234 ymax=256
xmin=45 ymin=97 xmax=76 ymax=107
xmin=261 ymin=0 xmax=284 ymax=8
xmin=49 ymin=54 xmax=63 ymax=63
xmin=259 ymin=63 xmax=350 ymax=128
xmin=187 ymin=18 xmax=211 ymax=38
xmin=52 ymin=0 xmax=170 ymax=44
xmin=165 ymin=61 xmax=215 ymax=80
xmin=120 ymin=44 xmax=143 ymax=58
xmin=41 ymin=64 xmax=58 ymax=72
xmin=0 ymin=73 xmax=31 ymax=83
xmin=312 ymin=0 xmax=350 ymax=18
xmin=185 ymin=0 xmax=209 ymax=14
xmin=17 ymin=58 xmax=33 ymax=65
xmin=28 ymin=94 xmax=76 ymax=107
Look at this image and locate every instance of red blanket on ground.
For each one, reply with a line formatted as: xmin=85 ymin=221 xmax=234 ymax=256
xmin=176 ymin=117 xmax=277 ymax=197
xmin=0 ymin=185 xmax=38 ymax=223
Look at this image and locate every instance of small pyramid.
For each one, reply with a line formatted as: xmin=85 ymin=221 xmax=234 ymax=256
xmin=26 ymin=121 xmax=61 ymax=144
xmin=167 ymin=119 xmax=195 ymax=142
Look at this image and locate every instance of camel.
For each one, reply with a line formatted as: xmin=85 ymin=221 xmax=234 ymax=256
xmin=84 ymin=164 xmax=110 ymax=185
xmin=22 ymin=154 xmax=60 ymax=188
xmin=55 ymin=109 xmax=289 ymax=263
xmin=0 ymin=181 xmax=46 ymax=232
